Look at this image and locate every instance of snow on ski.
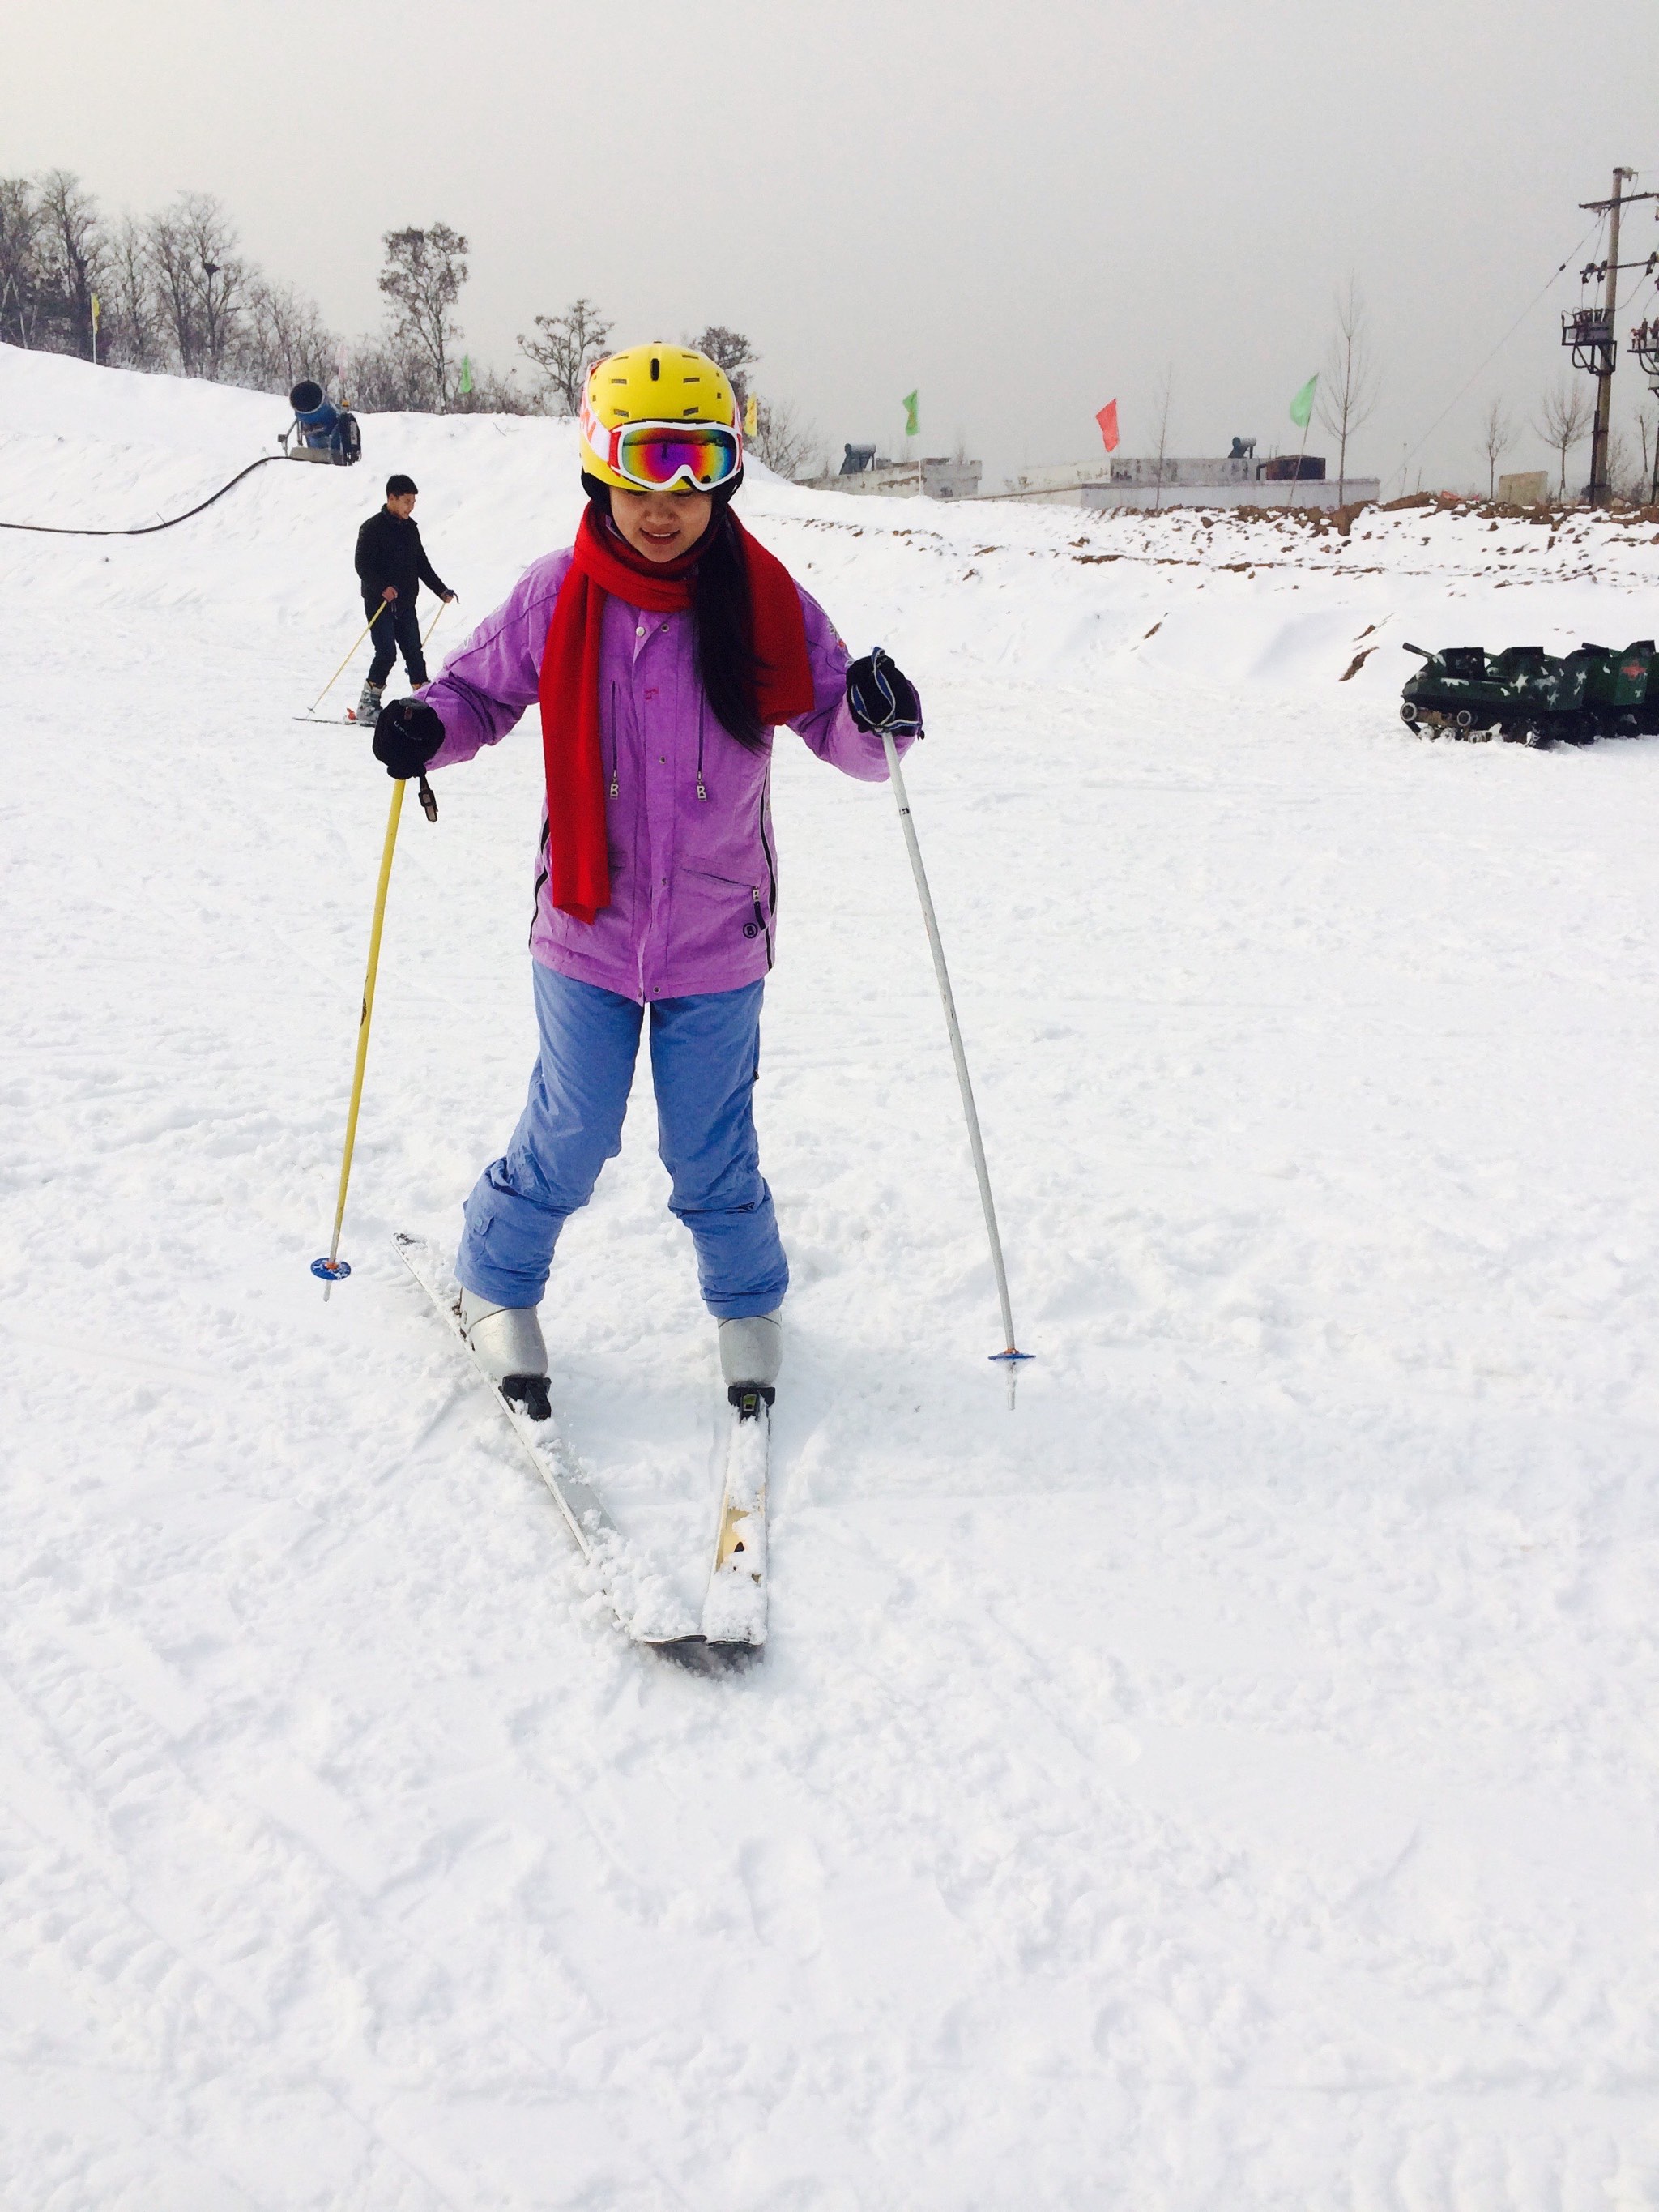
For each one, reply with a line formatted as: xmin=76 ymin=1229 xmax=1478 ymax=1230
xmin=701 ymin=1386 xmax=770 ymax=1650
xmin=394 ymin=1232 xmax=703 ymax=1652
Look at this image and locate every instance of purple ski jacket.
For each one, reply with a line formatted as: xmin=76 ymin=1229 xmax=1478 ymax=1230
xmin=420 ymin=544 xmax=912 ymax=1004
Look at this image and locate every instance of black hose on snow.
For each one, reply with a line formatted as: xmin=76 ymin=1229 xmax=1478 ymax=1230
xmin=0 ymin=453 xmax=282 ymax=536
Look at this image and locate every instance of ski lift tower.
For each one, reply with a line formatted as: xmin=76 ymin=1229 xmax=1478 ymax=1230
xmin=1565 ymin=168 xmax=1659 ymax=503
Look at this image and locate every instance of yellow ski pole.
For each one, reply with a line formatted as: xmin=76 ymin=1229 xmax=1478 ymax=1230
xmin=311 ymin=772 xmax=424 ymax=1292
xmin=306 ymin=599 xmax=387 ymax=717
xmin=420 ymin=596 xmax=451 ymax=651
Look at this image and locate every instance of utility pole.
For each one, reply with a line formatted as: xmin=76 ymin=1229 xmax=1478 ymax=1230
xmin=1571 ymin=169 xmax=1659 ymax=503
xmin=1587 ymin=168 xmax=1634 ymax=502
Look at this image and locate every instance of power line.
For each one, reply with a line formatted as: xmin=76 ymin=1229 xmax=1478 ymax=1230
xmin=1389 ymin=217 xmax=1606 ymax=497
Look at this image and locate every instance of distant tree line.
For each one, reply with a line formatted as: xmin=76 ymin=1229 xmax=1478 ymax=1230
xmin=0 ymin=169 xmax=340 ymax=391
xmin=0 ymin=168 xmax=822 ymax=474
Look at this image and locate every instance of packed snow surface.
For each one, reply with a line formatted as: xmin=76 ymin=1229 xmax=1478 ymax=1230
xmin=4 ymin=347 xmax=1659 ymax=2210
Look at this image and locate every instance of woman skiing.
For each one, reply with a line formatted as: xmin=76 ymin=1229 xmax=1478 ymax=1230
xmin=370 ymin=343 xmax=922 ymax=1406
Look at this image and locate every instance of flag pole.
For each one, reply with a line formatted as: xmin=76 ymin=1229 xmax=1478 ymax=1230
xmin=1285 ymin=375 xmax=1317 ymax=509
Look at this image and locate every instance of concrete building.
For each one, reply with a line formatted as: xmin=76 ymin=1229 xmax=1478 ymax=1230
xmin=1082 ymin=472 xmax=1380 ymax=514
xmin=802 ymin=446 xmax=983 ymax=501
xmin=995 ymin=445 xmax=1380 ymax=512
xmin=1497 ymin=470 xmax=1550 ymax=506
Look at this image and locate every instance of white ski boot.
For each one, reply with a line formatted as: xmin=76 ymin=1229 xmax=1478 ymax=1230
xmin=461 ymin=1290 xmax=550 ymax=1420
xmin=718 ymin=1310 xmax=782 ymax=1401
xmin=356 ymin=681 xmax=384 ymax=726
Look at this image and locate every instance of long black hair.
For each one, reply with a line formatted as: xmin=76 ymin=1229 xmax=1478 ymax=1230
xmin=583 ymin=476 xmax=765 ymax=753
xmin=690 ymin=500 xmax=762 ymax=752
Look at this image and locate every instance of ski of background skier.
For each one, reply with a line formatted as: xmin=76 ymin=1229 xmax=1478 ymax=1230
xmin=394 ymin=1233 xmax=764 ymax=1667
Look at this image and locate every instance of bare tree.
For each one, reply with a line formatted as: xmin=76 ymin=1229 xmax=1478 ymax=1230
xmin=1478 ymin=396 xmax=1514 ymax=501
xmin=1149 ymin=362 xmax=1175 ymax=513
xmin=378 ymin=223 xmax=468 ymax=410
xmin=750 ymin=395 xmax=819 ymax=480
xmin=689 ymin=324 xmax=757 ymax=411
xmin=1316 ymin=278 xmax=1381 ymax=505
xmin=1536 ymin=378 xmax=1593 ymax=501
xmin=168 ymin=192 xmax=247 ymax=378
xmin=343 ymin=333 xmax=438 ymax=412
xmin=103 ymin=214 xmax=163 ymax=369
xmin=463 ymin=362 xmax=536 ymax=416
xmin=147 ymin=203 xmax=203 ymax=373
xmin=1603 ymin=428 xmax=1637 ymax=504
xmin=240 ymin=277 xmax=336 ymax=394
xmin=36 ymin=168 xmax=107 ymax=358
xmin=518 ymin=296 xmax=612 ymax=414
xmin=0 ymin=177 xmax=42 ymax=348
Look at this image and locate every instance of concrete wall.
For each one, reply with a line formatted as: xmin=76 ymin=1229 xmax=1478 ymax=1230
xmin=802 ymin=455 xmax=983 ymax=501
xmin=1098 ymin=454 xmax=1265 ymax=487
xmin=1081 ymin=479 xmax=1380 ymax=514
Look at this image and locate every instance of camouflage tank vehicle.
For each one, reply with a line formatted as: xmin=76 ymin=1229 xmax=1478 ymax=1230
xmin=1399 ymin=639 xmax=1656 ymax=746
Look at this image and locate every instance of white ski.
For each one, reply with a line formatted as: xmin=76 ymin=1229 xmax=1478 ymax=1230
xmin=394 ymin=1233 xmax=702 ymax=1651
xmin=700 ymin=1386 xmax=770 ymax=1650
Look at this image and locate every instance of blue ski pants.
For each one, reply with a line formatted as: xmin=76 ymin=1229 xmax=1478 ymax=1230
xmin=456 ymin=963 xmax=789 ymax=1319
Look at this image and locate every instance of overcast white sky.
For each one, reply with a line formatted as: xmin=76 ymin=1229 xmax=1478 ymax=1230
xmin=7 ymin=0 xmax=1659 ymax=490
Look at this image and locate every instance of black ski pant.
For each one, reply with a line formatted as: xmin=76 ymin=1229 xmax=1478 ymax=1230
xmin=365 ymin=591 xmax=428 ymax=688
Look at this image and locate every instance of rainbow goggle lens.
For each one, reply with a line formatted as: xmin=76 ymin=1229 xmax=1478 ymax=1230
xmin=582 ymin=401 xmax=742 ymax=492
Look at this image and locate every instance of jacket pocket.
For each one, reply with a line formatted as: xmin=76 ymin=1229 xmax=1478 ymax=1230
xmin=681 ymin=868 xmax=770 ymax=962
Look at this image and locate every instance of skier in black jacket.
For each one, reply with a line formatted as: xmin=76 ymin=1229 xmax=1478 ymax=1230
xmin=352 ymin=473 xmax=456 ymax=724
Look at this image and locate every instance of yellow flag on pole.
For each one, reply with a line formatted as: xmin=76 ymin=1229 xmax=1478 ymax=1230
xmin=744 ymin=392 xmax=757 ymax=437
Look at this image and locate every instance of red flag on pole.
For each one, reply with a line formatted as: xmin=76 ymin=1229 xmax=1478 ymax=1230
xmin=1095 ymin=399 xmax=1120 ymax=453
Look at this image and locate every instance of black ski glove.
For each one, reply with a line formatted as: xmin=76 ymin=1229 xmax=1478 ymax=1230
xmin=845 ymin=646 xmax=923 ymax=737
xmin=372 ymin=697 xmax=444 ymax=779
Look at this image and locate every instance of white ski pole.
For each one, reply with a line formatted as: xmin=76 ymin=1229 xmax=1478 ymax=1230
xmin=873 ymin=663 xmax=1030 ymax=1394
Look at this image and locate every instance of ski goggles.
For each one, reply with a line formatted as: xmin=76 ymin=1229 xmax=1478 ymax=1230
xmin=582 ymin=400 xmax=742 ymax=492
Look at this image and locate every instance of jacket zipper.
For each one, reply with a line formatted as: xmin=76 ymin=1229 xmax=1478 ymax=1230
xmin=757 ymin=784 xmax=777 ymax=968
xmin=695 ymin=696 xmax=707 ymax=801
xmin=608 ymin=683 xmax=619 ymax=796
xmin=529 ymin=817 xmax=550 ymax=944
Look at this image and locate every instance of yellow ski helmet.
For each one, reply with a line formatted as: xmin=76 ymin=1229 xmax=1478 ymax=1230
xmin=579 ymin=343 xmax=743 ymax=494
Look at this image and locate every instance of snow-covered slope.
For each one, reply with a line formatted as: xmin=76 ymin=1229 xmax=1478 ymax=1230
xmin=3 ymin=346 xmax=1659 ymax=2210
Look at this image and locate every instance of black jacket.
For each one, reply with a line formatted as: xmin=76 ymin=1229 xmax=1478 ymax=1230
xmin=355 ymin=508 xmax=450 ymax=602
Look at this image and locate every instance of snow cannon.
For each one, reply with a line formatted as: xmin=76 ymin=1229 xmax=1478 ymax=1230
xmin=282 ymin=379 xmax=360 ymax=466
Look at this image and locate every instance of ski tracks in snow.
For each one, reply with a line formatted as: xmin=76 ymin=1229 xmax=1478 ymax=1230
xmin=4 ymin=355 xmax=1659 ymax=2208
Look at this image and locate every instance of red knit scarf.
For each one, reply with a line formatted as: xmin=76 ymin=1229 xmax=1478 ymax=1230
xmin=537 ymin=505 xmax=815 ymax=924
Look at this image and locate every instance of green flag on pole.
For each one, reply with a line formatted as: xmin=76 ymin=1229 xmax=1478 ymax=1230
xmin=1289 ymin=373 xmax=1317 ymax=429
xmin=459 ymin=354 xmax=475 ymax=396
xmin=902 ymin=389 xmax=919 ymax=437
